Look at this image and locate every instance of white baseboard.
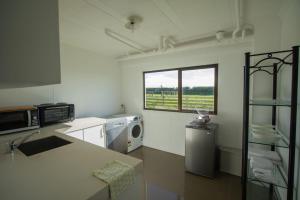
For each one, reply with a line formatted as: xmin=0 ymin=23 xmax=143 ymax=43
xmin=143 ymin=144 xmax=243 ymax=177
xmin=219 ymin=146 xmax=242 ymax=176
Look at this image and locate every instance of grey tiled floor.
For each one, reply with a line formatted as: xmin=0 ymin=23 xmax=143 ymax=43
xmin=129 ymin=146 xmax=242 ymax=200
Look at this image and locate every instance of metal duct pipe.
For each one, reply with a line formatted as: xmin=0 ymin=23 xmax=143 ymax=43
xmin=163 ymin=36 xmax=168 ymax=51
xmin=167 ymin=42 xmax=175 ymax=48
xmin=241 ymin=24 xmax=254 ymax=40
xmin=232 ymin=0 xmax=241 ymax=39
xmin=159 ymin=36 xmax=170 ymax=51
xmin=166 ymin=37 xmax=176 ymax=48
xmin=105 ymin=28 xmax=145 ymax=53
xmin=241 ymin=29 xmax=246 ymax=40
xmin=159 ymin=36 xmax=164 ymax=50
xmin=168 ymin=37 xmax=176 ymax=45
xmin=117 ymin=37 xmax=253 ymax=61
xmin=159 ymin=36 xmax=176 ymax=50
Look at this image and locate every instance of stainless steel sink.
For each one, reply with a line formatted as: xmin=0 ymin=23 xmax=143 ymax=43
xmin=18 ymin=135 xmax=72 ymax=156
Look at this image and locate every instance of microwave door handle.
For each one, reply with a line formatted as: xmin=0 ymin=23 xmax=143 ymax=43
xmin=27 ymin=110 xmax=31 ymax=127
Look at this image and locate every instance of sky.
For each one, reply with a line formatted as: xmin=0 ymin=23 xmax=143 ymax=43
xmin=145 ymin=68 xmax=215 ymax=88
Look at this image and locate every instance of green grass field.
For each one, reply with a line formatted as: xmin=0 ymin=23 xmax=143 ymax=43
xmin=145 ymin=94 xmax=214 ymax=110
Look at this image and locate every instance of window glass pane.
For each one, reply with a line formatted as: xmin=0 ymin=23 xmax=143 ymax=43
xmin=145 ymin=70 xmax=178 ymax=110
xmin=182 ymin=68 xmax=215 ymax=111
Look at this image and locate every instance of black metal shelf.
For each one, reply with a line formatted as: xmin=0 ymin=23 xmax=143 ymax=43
xmin=248 ymin=131 xmax=289 ymax=148
xmin=249 ymin=99 xmax=291 ymax=107
xmin=242 ymin=46 xmax=299 ymax=200
xmin=247 ymin=161 xmax=287 ymax=189
xmin=248 ymin=125 xmax=289 ymax=148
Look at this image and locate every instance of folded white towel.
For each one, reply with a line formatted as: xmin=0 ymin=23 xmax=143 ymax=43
xmin=253 ymin=168 xmax=272 ymax=176
xmin=253 ymin=172 xmax=276 ymax=184
xmin=251 ymin=124 xmax=275 ymax=129
xmin=250 ymin=156 xmax=274 ymax=170
xmin=249 ymin=148 xmax=281 ymax=162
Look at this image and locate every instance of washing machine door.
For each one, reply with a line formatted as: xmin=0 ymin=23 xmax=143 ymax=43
xmin=131 ymin=123 xmax=142 ymax=138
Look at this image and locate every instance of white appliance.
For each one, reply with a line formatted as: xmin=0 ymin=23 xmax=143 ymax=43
xmin=112 ymin=114 xmax=143 ymax=153
xmin=104 ymin=117 xmax=128 ymax=154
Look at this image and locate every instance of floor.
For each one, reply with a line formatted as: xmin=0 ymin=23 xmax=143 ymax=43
xmin=129 ymin=146 xmax=242 ymax=200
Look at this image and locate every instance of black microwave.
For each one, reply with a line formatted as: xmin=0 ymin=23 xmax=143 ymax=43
xmin=37 ymin=103 xmax=75 ymax=127
xmin=0 ymin=106 xmax=40 ymax=135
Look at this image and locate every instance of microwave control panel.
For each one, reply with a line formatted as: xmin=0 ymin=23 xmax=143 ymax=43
xmin=31 ymin=110 xmax=39 ymax=126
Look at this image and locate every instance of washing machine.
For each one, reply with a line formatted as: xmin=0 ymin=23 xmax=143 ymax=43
xmin=112 ymin=114 xmax=143 ymax=152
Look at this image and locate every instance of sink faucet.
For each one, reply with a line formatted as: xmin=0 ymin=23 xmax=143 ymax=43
xmin=9 ymin=130 xmax=41 ymax=153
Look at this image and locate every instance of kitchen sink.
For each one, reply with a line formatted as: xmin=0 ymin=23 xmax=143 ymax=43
xmin=18 ymin=135 xmax=72 ymax=156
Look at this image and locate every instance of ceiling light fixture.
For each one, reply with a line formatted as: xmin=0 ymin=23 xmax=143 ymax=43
xmin=125 ymin=15 xmax=143 ymax=32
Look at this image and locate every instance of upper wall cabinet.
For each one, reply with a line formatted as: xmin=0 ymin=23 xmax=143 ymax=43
xmin=0 ymin=0 xmax=61 ymax=89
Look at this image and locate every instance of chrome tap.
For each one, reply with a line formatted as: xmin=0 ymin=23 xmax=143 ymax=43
xmin=9 ymin=130 xmax=40 ymax=153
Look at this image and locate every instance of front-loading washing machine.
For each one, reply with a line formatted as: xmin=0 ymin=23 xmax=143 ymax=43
xmin=112 ymin=114 xmax=143 ymax=152
xmin=127 ymin=118 xmax=143 ymax=152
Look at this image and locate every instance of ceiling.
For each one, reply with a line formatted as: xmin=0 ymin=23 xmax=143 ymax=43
xmin=59 ymin=0 xmax=282 ymax=57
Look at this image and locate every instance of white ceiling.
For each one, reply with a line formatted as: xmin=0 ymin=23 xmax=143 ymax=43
xmin=59 ymin=0 xmax=282 ymax=57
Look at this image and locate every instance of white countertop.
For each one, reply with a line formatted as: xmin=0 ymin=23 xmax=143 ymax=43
xmin=55 ymin=117 xmax=107 ymax=134
xmin=0 ymin=122 xmax=143 ymax=200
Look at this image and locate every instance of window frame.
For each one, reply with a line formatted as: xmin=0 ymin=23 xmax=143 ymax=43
xmin=143 ymin=64 xmax=218 ymax=115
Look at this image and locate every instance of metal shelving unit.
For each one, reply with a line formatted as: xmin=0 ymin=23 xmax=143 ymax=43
xmin=242 ymin=46 xmax=299 ymax=200
xmin=248 ymin=129 xmax=289 ymax=149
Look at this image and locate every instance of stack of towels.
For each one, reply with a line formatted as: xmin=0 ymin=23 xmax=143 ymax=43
xmin=249 ymin=148 xmax=281 ymax=184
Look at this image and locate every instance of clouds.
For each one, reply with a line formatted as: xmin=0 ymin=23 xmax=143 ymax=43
xmin=182 ymin=68 xmax=214 ymax=87
xmin=145 ymin=70 xmax=178 ymax=88
xmin=145 ymin=68 xmax=214 ymax=88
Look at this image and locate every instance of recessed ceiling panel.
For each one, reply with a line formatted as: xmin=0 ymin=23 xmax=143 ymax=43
xmin=59 ymin=0 xmax=282 ymax=57
xmin=166 ymin=0 xmax=234 ymax=41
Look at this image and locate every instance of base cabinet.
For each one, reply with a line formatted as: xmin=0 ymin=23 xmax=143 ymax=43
xmin=66 ymin=125 xmax=105 ymax=148
xmin=66 ymin=130 xmax=83 ymax=140
xmin=83 ymin=126 xmax=105 ymax=147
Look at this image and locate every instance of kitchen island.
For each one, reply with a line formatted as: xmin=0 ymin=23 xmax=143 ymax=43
xmin=0 ymin=122 xmax=145 ymax=200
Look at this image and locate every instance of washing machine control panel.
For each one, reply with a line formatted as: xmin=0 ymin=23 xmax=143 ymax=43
xmin=127 ymin=115 xmax=142 ymax=123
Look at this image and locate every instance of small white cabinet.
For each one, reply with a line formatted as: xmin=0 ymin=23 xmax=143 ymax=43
xmin=66 ymin=130 xmax=84 ymax=140
xmin=83 ymin=125 xmax=105 ymax=147
xmin=65 ymin=125 xmax=105 ymax=148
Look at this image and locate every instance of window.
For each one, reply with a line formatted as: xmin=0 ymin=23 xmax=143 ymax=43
xmin=144 ymin=70 xmax=179 ymax=111
xmin=143 ymin=64 xmax=218 ymax=114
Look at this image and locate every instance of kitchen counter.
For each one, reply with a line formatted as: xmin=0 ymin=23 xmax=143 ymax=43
xmin=55 ymin=117 xmax=107 ymax=134
xmin=0 ymin=123 xmax=145 ymax=200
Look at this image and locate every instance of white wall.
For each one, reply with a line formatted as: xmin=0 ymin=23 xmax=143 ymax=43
xmin=120 ymin=42 xmax=253 ymax=175
xmin=0 ymin=43 xmax=122 ymax=117
xmin=279 ymin=0 xmax=300 ymax=50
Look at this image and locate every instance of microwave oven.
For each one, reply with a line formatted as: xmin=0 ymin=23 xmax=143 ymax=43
xmin=37 ymin=103 xmax=75 ymax=127
xmin=0 ymin=106 xmax=40 ymax=135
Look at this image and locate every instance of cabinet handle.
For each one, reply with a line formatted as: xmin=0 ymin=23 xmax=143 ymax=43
xmin=100 ymin=128 xmax=103 ymax=138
